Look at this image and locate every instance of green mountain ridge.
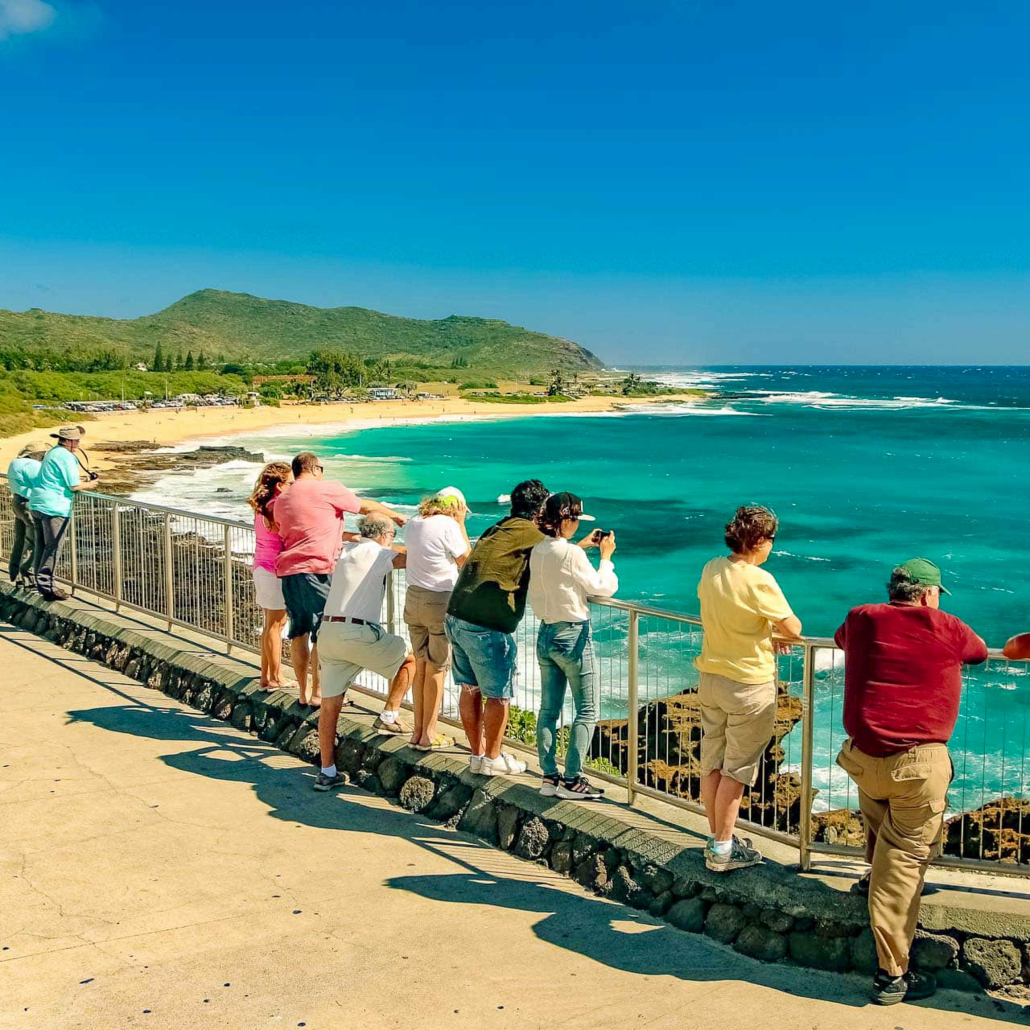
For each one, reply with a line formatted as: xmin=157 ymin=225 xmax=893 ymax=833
xmin=0 ymin=289 xmax=604 ymax=374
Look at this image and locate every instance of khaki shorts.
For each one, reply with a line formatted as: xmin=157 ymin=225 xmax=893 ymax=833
xmin=317 ymin=621 xmax=408 ymax=699
xmin=403 ymin=584 xmax=452 ymax=669
xmin=698 ymin=671 xmax=776 ymax=786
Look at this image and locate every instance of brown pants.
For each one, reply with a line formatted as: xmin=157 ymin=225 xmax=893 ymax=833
xmin=836 ymin=739 xmax=951 ymax=977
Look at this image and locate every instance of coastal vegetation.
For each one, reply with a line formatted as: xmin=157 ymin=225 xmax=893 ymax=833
xmin=0 ymin=288 xmax=602 ymax=375
xmin=0 ymin=293 xmax=707 ymax=436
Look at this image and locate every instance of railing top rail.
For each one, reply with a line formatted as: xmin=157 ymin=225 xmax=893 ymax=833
xmin=0 ymin=473 xmax=252 ymax=530
xmin=80 ymin=488 xmax=254 ymax=529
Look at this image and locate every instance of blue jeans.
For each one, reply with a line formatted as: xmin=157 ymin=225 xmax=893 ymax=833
xmin=536 ymin=621 xmax=597 ymax=779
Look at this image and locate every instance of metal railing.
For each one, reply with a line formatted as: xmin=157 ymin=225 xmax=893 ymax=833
xmin=1 ymin=477 xmax=1027 ymax=875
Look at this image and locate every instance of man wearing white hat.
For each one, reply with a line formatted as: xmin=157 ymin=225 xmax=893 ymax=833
xmin=401 ymin=486 xmax=472 ymax=749
xmin=28 ymin=425 xmax=99 ymax=601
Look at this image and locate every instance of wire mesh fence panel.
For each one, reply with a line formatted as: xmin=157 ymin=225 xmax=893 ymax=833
xmin=165 ymin=512 xmax=232 ymax=639
xmin=582 ymin=602 xmax=630 ymax=782
xmin=633 ymin=611 xmax=704 ymax=804
xmin=228 ymin=523 xmax=262 ymax=651
xmin=0 ymin=482 xmax=17 ymax=566
xmin=117 ymin=504 xmax=169 ymax=615
xmin=71 ymin=493 xmax=116 ymax=599
xmin=796 ymin=643 xmax=854 ymax=849
xmin=803 ymin=647 xmax=1030 ymax=868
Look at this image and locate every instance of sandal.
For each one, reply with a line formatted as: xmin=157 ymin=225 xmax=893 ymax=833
xmin=412 ymin=734 xmax=455 ymax=751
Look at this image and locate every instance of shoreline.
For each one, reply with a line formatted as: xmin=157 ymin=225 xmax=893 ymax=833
xmin=0 ymin=393 xmax=706 ymax=483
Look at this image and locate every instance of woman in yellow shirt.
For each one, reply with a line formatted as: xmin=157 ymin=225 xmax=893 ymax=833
xmin=695 ymin=505 xmax=802 ymax=872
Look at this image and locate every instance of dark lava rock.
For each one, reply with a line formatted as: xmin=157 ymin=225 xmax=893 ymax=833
xmin=734 ymin=925 xmax=788 ymax=963
xmin=398 ymin=776 xmax=436 ymax=812
xmin=912 ymin=931 xmax=960 ymax=972
xmin=514 ymin=817 xmax=550 ymax=861
xmin=704 ymin=903 xmax=745 ymax=945
xmin=788 ymin=932 xmax=852 ymax=972
xmin=963 ymin=938 xmax=1023 ymax=988
xmin=666 ymin=898 xmax=706 ymax=933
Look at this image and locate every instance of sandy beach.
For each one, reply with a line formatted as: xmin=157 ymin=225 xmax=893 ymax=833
xmin=0 ymin=393 xmax=704 ymax=477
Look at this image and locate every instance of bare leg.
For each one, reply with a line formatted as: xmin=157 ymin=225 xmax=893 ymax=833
xmin=417 ymin=662 xmax=447 ymax=746
xmin=309 ymin=642 xmax=322 ymax=706
xmin=385 ymin=653 xmax=416 ymax=712
xmin=292 ymin=634 xmax=310 ymax=702
xmin=483 ymin=698 xmax=510 ymax=760
xmin=318 ymin=694 xmax=344 ymax=769
xmin=713 ymin=774 xmax=746 ymax=841
xmin=266 ymin=610 xmax=289 ymax=686
xmin=459 ymin=685 xmax=485 ymax=755
xmin=410 ymin=658 xmax=428 ymax=743
xmin=261 ymin=608 xmax=286 ymax=687
xmin=701 ymin=769 xmax=722 ymax=836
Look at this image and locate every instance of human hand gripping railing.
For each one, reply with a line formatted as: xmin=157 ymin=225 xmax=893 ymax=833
xmin=0 ymin=476 xmax=1026 ymax=874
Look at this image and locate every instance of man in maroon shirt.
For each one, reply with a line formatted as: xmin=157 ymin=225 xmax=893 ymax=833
xmin=834 ymin=558 xmax=987 ymax=1006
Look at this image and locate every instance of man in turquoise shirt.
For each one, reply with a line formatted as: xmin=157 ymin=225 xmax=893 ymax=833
xmin=28 ymin=425 xmax=99 ymax=601
xmin=6 ymin=442 xmax=45 ymax=585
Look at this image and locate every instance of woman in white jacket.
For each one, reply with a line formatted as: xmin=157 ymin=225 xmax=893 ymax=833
xmin=528 ymin=491 xmax=617 ymax=800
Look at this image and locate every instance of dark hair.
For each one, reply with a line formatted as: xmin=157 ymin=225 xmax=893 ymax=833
xmin=887 ymin=567 xmax=931 ymax=602
xmin=538 ymin=491 xmax=582 ymax=537
xmin=724 ymin=505 xmax=779 ymax=554
xmin=292 ymin=451 xmax=321 ymax=478
xmin=510 ymin=479 xmax=549 ymax=520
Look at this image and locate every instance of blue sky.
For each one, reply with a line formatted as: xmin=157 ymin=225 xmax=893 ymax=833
xmin=1 ymin=0 xmax=1028 ymax=364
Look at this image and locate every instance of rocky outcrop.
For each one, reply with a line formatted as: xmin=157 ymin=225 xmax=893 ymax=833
xmin=591 ymin=685 xmax=805 ymax=832
xmin=91 ymin=443 xmax=264 ymax=493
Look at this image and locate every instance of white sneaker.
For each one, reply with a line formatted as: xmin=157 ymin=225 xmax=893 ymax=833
xmin=469 ymin=754 xmax=485 ymax=774
xmin=479 ymin=753 xmax=528 ymax=777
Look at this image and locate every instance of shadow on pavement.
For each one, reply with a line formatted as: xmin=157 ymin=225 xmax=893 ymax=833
xmin=59 ymin=695 xmax=1030 ymax=1024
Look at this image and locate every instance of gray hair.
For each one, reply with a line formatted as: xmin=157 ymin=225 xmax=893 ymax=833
xmin=359 ymin=514 xmax=395 ymax=540
xmin=887 ymin=567 xmax=932 ymax=603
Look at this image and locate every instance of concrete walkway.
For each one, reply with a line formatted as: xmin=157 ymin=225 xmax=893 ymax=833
xmin=1 ymin=627 xmax=1026 ymax=1030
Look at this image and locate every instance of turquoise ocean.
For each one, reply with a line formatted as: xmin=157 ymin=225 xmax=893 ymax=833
xmin=137 ymin=366 xmax=1030 ymax=813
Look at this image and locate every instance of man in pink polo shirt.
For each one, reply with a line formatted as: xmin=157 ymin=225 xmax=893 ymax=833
xmin=274 ymin=451 xmax=407 ymax=705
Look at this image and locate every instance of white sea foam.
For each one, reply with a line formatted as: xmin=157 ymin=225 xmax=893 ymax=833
xmin=620 ymin=403 xmax=763 ymax=417
xmin=773 ymin=549 xmax=832 ymax=563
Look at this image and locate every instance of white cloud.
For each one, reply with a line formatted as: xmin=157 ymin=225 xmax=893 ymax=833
xmin=0 ymin=0 xmax=57 ymax=40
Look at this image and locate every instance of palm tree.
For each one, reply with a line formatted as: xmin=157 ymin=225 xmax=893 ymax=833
xmin=621 ymin=372 xmax=642 ymax=395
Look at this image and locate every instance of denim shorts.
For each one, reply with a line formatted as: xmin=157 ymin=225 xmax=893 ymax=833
xmin=445 ymin=614 xmax=517 ymax=700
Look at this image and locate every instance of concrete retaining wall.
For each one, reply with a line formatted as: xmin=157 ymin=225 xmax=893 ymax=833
xmin=4 ymin=582 xmax=1028 ymax=995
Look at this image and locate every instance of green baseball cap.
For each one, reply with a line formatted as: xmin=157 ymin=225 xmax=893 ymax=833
xmin=898 ymin=557 xmax=951 ymax=595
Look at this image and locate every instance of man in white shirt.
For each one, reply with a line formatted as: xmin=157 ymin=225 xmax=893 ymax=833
xmin=313 ymin=515 xmax=416 ymax=791
xmin=528 ymin=491 xmax=618 ymax=800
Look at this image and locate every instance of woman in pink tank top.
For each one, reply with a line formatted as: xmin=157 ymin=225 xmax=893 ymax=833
xmin=247 ymin=462 xmax=292 ymax=688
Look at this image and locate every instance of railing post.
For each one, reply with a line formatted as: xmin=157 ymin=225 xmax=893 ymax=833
xmin=626 ymin=609 xmax=639 ymax=807
xmin=386 ymin=570 xmax=396 ymax=635
xmin=163 ymin=513 xmax=174 ymax=631
xmin=111 ymin=501 xmax=122 ymax=611
xmin=798 ymin=642 xmax=816 ymax=872
xmin=69 ymin=507 xmax=78 ymax=596
xmin=223 ymin=524 xmax=234 ymax=654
